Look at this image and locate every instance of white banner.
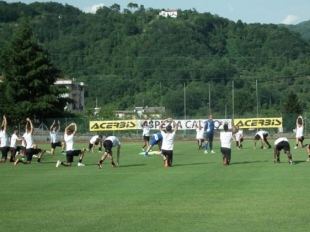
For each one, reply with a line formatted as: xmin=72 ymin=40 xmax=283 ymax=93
xmin=137 ymin=119 xmax=232 ymax=130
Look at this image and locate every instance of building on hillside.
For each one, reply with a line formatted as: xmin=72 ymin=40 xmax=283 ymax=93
xmin=55 ymin=78 xmax=86 ymax=112
xmin=143 ymin=106 xmax=165 ymax=118
xmin=0 ymin=76 xmax=86 ymax=113
xmin=115 ymin=106 xmax=166 ymax=119
xmin=159 ymin=9 xmax=178 ymax=18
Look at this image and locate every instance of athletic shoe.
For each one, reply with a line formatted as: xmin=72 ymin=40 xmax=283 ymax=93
xmin=56 ymin=160 xmax=61 ymax=167
xmin=33 ymin=155 xmax=38 ymax=158
xmin=294 ymin=146 xmax=298 ymax=149
xmin=268 ymin=146 xmax=272 ymax=149
xmin=144 ymin=152 xmax=150 ymax=157
xmin=77 ymin=162 xmax=85 ymax=167
xmin=302 ymin=144 xmax=308 ymax=148
xmin=307 ymin=158 xmax=310 ymax=162
xmin=253 ymin=147 xmax=256 ymax=149
xmin=111 ymin=164 xmax=116 ymax=168
xmin=61 ymin=151 xmax=66 ymax=155
xmin=97 ymin=162 xmax=102 ymax=169
xmin=204 ymin=150 xmax=208 ymax=154
xmin=210 ymin=150 xmax=215 ymax=153
xmin=14 ymin=159 xmax=20 ymax=165
xmin=289 ymin=161 xmax=294 ymax=165
xmin=37 ymin=161 xmax=43 ymax=164
xmin=141 ymin=147 xmax=145 ymax=152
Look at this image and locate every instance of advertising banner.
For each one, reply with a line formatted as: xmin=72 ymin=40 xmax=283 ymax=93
xmin=233 ymin=117 xmax=282 ymax=128
xmin=137 ymin=119 xmax=232 ymax=130
xmin=89 ymin=120 xmax=138 ymax=131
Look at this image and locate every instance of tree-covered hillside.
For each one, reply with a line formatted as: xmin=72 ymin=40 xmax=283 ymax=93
xmin=281 ymin=20 xmax=310 ymax=41
xmin=0 ymin=1 xmax=310 ymax=118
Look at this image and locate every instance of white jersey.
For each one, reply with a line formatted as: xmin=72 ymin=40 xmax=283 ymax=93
xmin=64 ymin=134 xmax=75 ymax=151
xmin=234 ymin=130 xmax=243 ymax=141
xmin=196 ymin=128 xmax=204 ymax=139
xmin=296 ymin=126 xmax=304 ymax=138
xmin=50 ymin=131 xmax=59 ymax=143
xmin=21 ymin=133 xmax=26 ymax=147
xmin=161 ymin=131 xmax=176 ymax=151
xmin=142 ymin=125 xmax=151 ymax=136
xmin=255 ymin=131 xmax=268 ymax=139
xmin=220 ymin=131 xmax=233 ymax=149
xmin=23 ymin=132 xmax=34 ymax=149
xmin=105 ymin=136 xmax=121 ymax=147
xmin=0 ymin=130 xmax=9 ymax=147
xmin=10 ymin=134 xmax=19 ymax=148
xmin=90 ymin=135 xmax=99 ymax=143
xmin=274 ymin=137 xmax=288 ymax=145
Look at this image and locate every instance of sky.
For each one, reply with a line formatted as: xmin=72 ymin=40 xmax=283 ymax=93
xmin=4 ymin=0 xmax=310 ymax=25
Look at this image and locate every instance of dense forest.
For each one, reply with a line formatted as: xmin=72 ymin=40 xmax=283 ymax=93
xmin=0 ymin=1 xmax=310 ymax=119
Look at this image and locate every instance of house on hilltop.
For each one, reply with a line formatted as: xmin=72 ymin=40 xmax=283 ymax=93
xmin=159 ymin=9 xmax=178 ymax=18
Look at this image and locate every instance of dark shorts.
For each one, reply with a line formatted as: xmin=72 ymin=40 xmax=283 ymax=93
xmin=0 ymin=146 xmax=10 ymax=159
xmin=103 ymin=140 xmax=113 ymax=154
xmin=276 ymin=141 xmax=290 ymax=153
xmin=10 ymin=146 xmax=21 ymax=153
xmin=221 ymin=147 xmax=231 ymax=157
xmin=51 ymin=141 xmax=62 ymax=149
xmin=25 ymin=148 xmax=42 ymax=162
xmin=161 ymin=149 xmax=173 ymax=157
xmin=205 ymin=133 xmax=214 ymax=142
xmin=143 ymin=136 xmax=150 ymax=142
xmin=254 ymin=135 xmax=261 ymax=140
xmin=298 ymin=136 xmax=304 ymax=142
xmin=66 ymin=150 xmax=82 ymax=163
xmin=88 ymin=143 xmax=94 ymax=150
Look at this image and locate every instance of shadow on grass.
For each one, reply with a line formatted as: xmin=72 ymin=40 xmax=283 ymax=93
xmin=173 ymin=162 xmax=215 ymax=167
xmin=82 ymin=163 xmax=146 ymax=168
xmin=118 ymin=164 xmax=146 ymax=168
xmin=230 ymin=160 xmax=269 ymax=165
xmin=291 ymin=160 xmax=305 ymax=165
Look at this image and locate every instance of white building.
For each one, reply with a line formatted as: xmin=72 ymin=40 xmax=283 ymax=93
xmin=55 ymin=78 xmax=86 ymax=112
xmin=159 ymin=9 xmax=178 ymax=18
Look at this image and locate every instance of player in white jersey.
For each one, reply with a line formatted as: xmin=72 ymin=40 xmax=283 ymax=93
xmin=274 ymin=137 xmax=294 ymax=165
xmin=0 ymin=115 xmax=10 ymax=162
xmin=46 ymin=120 xmax=65 ymax=155
xmin=294 ymin=115 xmax=306 ymax=149
xmin=9 ymin=127 xmax=25 ymax=162
xmin=159 ymin=118 xmax=178 ymax=167
xmin=14 ymin=118 xmax=46 ymax=165
xmin=87 ymin=134 xmax=103 ymax=153
xmin=193 ymin=120 xmax=204 ymax=150
xmin=234 ymin=129 xmax=244 ymax=149
xmin=220 ymin=123 xmax=239 ymax=165
xmin=254 ymin=130 xmax=271 ymax=149
xmin=56 ymin=123 xmax=86 ymax=167
xmin=97 ymin=136 xmax=121 ymax=169
xmin=141 ymin=119 xmax=152 ymax=151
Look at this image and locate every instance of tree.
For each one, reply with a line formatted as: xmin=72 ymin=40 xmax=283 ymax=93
xmin=282 ymin=91 xmax=303 ymax=132
xmin=283 ymin=91 xmax=303 ymax=115
xmin=0 ymin=17 xmax=73 ymax=121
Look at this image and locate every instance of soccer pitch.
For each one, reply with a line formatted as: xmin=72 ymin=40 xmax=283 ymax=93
xmin=1 ymin=140 xmax=310 ymax=232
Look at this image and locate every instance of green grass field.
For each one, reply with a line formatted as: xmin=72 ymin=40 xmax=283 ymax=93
xmin=1 ymin=140 xmax=310 ymax=232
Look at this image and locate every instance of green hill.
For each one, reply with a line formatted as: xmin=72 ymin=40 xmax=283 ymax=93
xmin=1 ymin=1 xmax=310 ymax=118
